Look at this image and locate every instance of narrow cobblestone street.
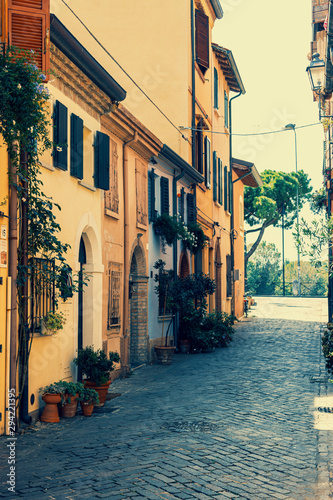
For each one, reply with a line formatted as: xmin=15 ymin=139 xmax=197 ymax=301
xmin=1 ymin=297 xmax=333 ymax=500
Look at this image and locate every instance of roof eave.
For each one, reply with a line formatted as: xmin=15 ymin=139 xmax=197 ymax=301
xmin=159 ymin=145 xmax=204 ymax=184
xmin=50 ymin=14 xmax=126 ymax=102
xmin=212 ymin=43 xmax=246 ymax=94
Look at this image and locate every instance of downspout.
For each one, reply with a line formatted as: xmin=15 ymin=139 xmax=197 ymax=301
xmin=173 ymin=169 xmax=185 ymax=347
xmin=229 ymin=91 xmax=242 ymax=316
xmin=327 ymin=131 xmax=333 ymax=323
xmin=8 ymin=153 xmax=18 ymax=428
xmin=123 ymin=132 xmax=138 ymax=373
xmin=191 ymin=0 xmax=198 ymax=272
xmin=324 ymin=0 xmax=333 ymax=94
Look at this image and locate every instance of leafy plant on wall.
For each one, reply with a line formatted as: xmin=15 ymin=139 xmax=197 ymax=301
xmin=0 ymin=47 xmax=83 ymax=417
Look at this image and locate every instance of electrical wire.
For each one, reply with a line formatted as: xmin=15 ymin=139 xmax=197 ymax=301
xmin=60 ymin=0 xmax=190 ymax=143
xmin=180 ymin=122 xmax=321 ymax=137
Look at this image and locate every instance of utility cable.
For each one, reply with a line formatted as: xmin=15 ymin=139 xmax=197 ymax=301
xmin=180 ymin=122 xmax=321 ymax=137
xmin=60 ymin=0 xmax=189 ymax=143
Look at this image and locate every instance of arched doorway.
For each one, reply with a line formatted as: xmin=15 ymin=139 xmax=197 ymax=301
xmin=179 ymin=252 xmax=190 ymax=279
xmin=129 ymin=243 xmax=148 ymax=366
xmin=215 ymin=240 xmax=222 ymax=311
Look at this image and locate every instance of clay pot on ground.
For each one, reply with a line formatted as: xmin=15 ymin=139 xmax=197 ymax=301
xmin=40 ymin=393 xmax=61 ymax=423
xmin=80 ymin=401 xmax=95 ymax=416
xmin=84 ymin=380 xmax=111 ymax=407
xmin=58 ymin=394 xmax=79 ymax=418
xmin=178 ymin=339 xmax=191 ymax=354
xmin=154 ymin=346 xmax=176 ymax=365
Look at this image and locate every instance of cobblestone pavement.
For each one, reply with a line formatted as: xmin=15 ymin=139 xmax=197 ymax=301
xmin=1 ymin=297 xmax=333 ymax=500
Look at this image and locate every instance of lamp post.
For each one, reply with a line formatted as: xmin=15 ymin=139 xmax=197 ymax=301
xmin=306 ymin=53 xmax=325 ymax=119
xmin=284 ymin=123 xmax=301 ymax=296
xmin=281 ymin=204 xmax=285 ymax=297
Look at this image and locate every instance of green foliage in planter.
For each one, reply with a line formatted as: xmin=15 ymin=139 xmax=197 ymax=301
xmin=39 ymin=381 xmax=66 ymax=396
xmin=73 ymin=346 xmax=120 ymax=386
xmin=153 ymin=213 xmax=181 ymax=253
xmin=78 ymin=387 xmax=100 ymax=405
xmin=322 ymin=325 xmax=333 ymax=374
xmin=39 ymin=381 xmax=84 ymax=405
xmin=41 ymin=311 xmax=66 ymax=335
xmin=180 ymin=222 xmax=208 ymax=255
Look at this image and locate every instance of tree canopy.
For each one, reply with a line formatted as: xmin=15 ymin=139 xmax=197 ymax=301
xmin=244 ymin=169 xmax=312 ymax=263
xmin=247 ymin=242 xmax=281 ymax=295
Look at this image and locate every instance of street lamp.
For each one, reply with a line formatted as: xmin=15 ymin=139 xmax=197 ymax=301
xmin=306 ymin=53 xmax=326 ymax=120
xmin=281 ymin=204 xmax=285 ymax=297
xmin=284 ymin=123 xmax=301 ymax=296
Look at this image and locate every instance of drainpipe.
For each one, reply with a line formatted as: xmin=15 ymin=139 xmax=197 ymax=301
xmin=324 ymin=0 xmax=333 ymax=94
xmin=191 ymin=0 xmax=196 ymax=171
xmin=8 ymin=153 xmax=18 ymax=428
xmin=173 ymin=170 xmax=185 ymax=347
xmin=229 ymin=91 xmax=242 ymax=316
xmin=123 ymin=132 xmax=138 ymax=372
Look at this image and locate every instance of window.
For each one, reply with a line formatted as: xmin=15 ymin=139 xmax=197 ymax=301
xmin=105 ymin=139 xmax=119 ymax=213
xmin=186 ymin=193 xmax=196 ymax=224
xmin=107 ymin=262 xmax=122 ymax=329
xmin=179 ymin=187 xmax=185 ymax=222
xmin=195 ymin=9 xmax=209 ymax=74
xmin=70 ymin=113 xmax=83 ymax=179
xmin=195 ymin=118 xmax=204 ymax=174
xmin=94 ymin=131 xmax=110 ymax=190
xmin=53 ymin=100 xmax=68 ymax=171
xmin=228 ymin=170 xmax=233 ymax=214
xmin=160 ymin=176 xmax=169 ymax=215
xmin=8 ymin=0 xmax=50 ymax=80
xmin=218 ymin=158 xmax=223 ymax=205
xmin=204 ymin=136 xmax=211 ymax=189
xmin=224 ymin=91 xmax=229 ymax=128
xmin=148 ymin=168 xmax=156 ymax=222
xmin=214 ymin=68 xmax=219 ymax=109
xmin=136 ymin=159 xmax=148 ymax=226
xmin=30 ymin=257 xmax=55 ymax=332
xmin=226 ymin=254 xmax=232 ymax=298
xmin=213 ymin=151 xmax=217 ymax=202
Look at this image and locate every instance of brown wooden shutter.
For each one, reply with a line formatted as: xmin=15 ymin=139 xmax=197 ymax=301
xmin=195 ymin=9 xmax=209 ymax=71
xmin=8 ymin=0 xmax=50 ymax=81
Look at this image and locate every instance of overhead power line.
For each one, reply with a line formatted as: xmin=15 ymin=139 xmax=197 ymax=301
xmin=60 ymin=0 xmax=189 ymax=143
xmin=180 ymin=122 xmax=322 ymax=137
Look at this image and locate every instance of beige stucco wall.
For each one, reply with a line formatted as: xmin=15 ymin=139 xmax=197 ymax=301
xmin=28 ymin=86 xmax=104 ymax=415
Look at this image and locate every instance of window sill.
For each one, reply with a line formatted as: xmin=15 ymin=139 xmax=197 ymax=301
xmin=40 ymin=161 xmax=55 ymax=172
xmin=105 ymin=208 xmax=120 ymax=219
xmin=137 ymin=222 xmax=147 ymax=231
xmin=78 ymin=180 xmax=96 ymax=192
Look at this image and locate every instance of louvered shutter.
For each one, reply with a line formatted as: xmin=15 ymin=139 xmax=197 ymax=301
xmin=187 ymin=193 xmax=196 ymax=224
xmin=160 ymin=176 xmax=169 ymax=215
xmin=204 ymin=136 xmax=211 ymax=189
xmin=94 ymin=131 xmax=110 ymax=191
xmin=224 ymin=166 xmax=228 ymax=209
xmin=213 ymin=151 xmax=217 ymax=202
xmin=53 ymin=100 xmax=68 ymax=171
xmin=70 ymin=114 xmax=83 ymax=180
xmin=196 ymin=121 xmax=203 ymax=174
xmin=224 ymin=91 xmax=229 ymax=128
xmin=214 ymin=68 xmax=218 ymax=109
xmin=226 ymin=255 xmax=232 ymax=297
xmin=8 ymin=0 xmax=50 ymax=81
xmin=218 ymin=158 xmax=223 ymax=205
xmin=195 ymin=9 xmax=209 ymax=71
xmin=148 ymin=168 xmax=156 ymax=222
xmin=180 ymin=187 xmax=185 ymax=222
xmin=228 ymin=170 xmax=233 ymax=214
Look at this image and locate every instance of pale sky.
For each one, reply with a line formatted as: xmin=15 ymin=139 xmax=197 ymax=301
xmin=213 ymin=0 xmax=324 ymax=262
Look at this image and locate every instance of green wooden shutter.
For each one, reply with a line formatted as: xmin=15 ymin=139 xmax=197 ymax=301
xmin=148 ymin=168 xmax=156 ymax=222
xmin=70 ymin=114 xmax=83 ymax=179
xmin=53 ymin=100 xmax=68 ymax=171
xmin=214 ymin=68 xmax=218 ymax=109
xmin=187 ymin=193 xmax=196 ymax=224
xmin=94 ymin=131 xmax=110 ymax=190
xmin=224 ymin=91 xmax=229 ymax=128
xmin=213 ymin=151 xmax=217 ymax=202
xmin=195 ymin=9 xmax=209 ymax=71
xmin=228 ymin=170 xmax=233 ymax=214
xmin=218 ymin=158 xmax=223 ymax=205
xmin=204 ymin=136 xmax=211 ymax=189
xmin=224 ymin=166 xmax=228 ymax=209
xmin=160 ymin=176 xmax=169 ymax=215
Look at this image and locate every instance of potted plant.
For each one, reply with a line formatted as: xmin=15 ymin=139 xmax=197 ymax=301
xmin=180 ymin=222 xmax=208 ymax=255
xmin=78 ymin=386 xmax=100 ymax=417
xmin=58 ymin=381 xmax=84 ymax=418
xmin=39 ymin=381 xmax=66 ymax=423
xmin=41 ymin=311 xmax=66 ymax=336
xmin=153 ymin=260 xmax=176 ymax=364
xmin=73 ymin=346 xmax=120 ymax=406
xmin=153 ymin=213 xmax=181 ymax=253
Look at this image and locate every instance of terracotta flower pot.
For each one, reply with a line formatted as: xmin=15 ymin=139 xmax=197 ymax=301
xmin=154 ymin=346 xmax=176 ymax=365
xmin=179 ymin=339 xmax=191 ymax=354
xmin=84 ymin=380 xmax=111 ymax=407
xmin=59 ymin=393 xmax=78 ymax=418
xmin=80 ymin=401 xmax=94 ymax=417
xmin=40 ymin=393 xmax=61 ymax=423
